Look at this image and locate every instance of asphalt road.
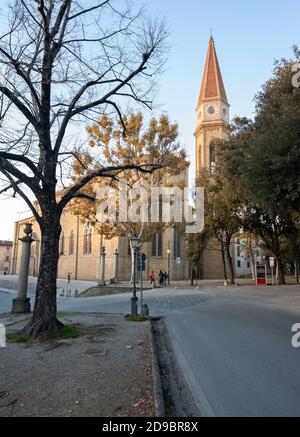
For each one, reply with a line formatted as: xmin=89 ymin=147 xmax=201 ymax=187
xmin=1 ymin=278 xmax=300 ymax=416
xmin=165 ymin=286 xmax=300 ymax=417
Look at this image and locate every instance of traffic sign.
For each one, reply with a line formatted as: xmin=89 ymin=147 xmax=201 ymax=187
xmin=137 ymin=253 xmax=146 ymax=272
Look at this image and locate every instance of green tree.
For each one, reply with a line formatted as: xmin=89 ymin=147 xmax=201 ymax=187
xmin=196 ymin=140 xmax=244 ymax=285
xmin=225 ymin=116 xmax=297 ymax=285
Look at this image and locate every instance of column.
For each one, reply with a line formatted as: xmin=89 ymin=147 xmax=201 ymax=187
xmin=112 ymin=248 xmax=119 ymax=283
xmin=99 ymin=246 xmax=106 ymax=286
xmin=11 ymin=223 xmax=34 ymax=313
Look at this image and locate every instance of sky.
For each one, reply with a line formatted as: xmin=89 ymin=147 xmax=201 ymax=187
xmin=0 ymin=0 xmax=300 ymax=240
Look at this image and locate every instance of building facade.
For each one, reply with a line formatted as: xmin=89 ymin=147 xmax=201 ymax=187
xmin=0 ymin=240 xmax=12 ymax=275
xmin=11 ymin=165 xmax=190 ymax=282
xmin=11 ymin=214 xmax=189 ymax=282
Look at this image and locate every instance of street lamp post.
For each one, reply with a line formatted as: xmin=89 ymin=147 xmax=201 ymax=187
xmin=167 ymin=249 xmax=171 ymax=286
xmin=131 ymin=235 xmax=139 ymax=316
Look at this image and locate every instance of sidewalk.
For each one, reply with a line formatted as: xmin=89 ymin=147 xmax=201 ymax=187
xmin=0 ymin=312 xmax=155 ymax=417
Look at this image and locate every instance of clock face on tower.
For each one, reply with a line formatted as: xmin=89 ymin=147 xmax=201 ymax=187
xmin=207 ymin=105 xmax=215 ymax=115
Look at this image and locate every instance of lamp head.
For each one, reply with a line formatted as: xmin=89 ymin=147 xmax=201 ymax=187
xmin=131 ymin=235 xmax=140 ymax=250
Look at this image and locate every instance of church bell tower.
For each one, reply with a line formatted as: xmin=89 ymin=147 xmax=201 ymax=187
xmin=194 ymin=35 xmax=231 ymax=279
xmin=195 ymin=36 xmax=230 ymax=177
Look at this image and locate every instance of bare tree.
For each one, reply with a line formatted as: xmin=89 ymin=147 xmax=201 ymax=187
xmin=0 ymin=0 xmax=167 ymax=337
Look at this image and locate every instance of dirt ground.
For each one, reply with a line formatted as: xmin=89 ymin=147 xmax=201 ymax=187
xmin=0 ymin=313 xmax=154 ymax=417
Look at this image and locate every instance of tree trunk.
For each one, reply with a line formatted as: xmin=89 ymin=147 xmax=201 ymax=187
xmin=225 ymin=244 xmax=235 ymax=285
xmin=190 ymin=263 xmax=196 ymax=286
xmin=249 ymin=238 xmax=256 ymax=280
xmin=295 ymin=258 xmax=299 ymax=284
xmin=20 ymin=212 xmax=64 ymax=338
xmin=221 ymin=240 xmax=227 ymax=281
xmin=276 ymin=256 xmax=286 ymax=285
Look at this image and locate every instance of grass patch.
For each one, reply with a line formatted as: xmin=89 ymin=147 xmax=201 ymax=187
xmin=41 ymin=324 xmax=81 ymax=341
xmin=7 ymin=334 xmax=28 ymax=343
xmin=124 ymin=314 xmax=149 ymax=322
xmin=7 ymin=324 xmax=82 ymax=344
xmin=57 ymin=311 xmax=81 ymax=318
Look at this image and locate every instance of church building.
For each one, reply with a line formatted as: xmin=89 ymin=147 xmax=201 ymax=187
xmin=11 ymin=36 xmax=232 ymax=282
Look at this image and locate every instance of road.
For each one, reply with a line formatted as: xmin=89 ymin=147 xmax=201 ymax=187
xmin=1 ymin=277 xmax=300 ymax=416
xmin=165 ymin=285 xmax=300 ymax=417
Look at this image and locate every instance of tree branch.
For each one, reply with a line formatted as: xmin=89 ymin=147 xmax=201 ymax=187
xmin=0 ymin=85 xmax=39 ymax=130
xmin=0 ymin=156 xmax=40 ymax=191
xmin=58 ymin=163 xmax=161 ymax=210
xmin=1 ymin=170 xmax=41 ymax=224
xmin=0 ymin=151 xmax=47 ymax=183
xmin=68 ymin=1 xmax=110 ymax=21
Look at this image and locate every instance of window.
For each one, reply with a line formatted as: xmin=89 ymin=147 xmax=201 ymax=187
xmin=237 ymin=245 xmax=241 ymax=257
xmin=210 ymin=143 xmax=216 ymax=174
xmin=151 ymin=233 xmax=163 ymax=257
xmin=83 ymin=224 xmax=92 ymax=255
xmin=59 ymin=232 xmax=65 ymax=255
xmin=173 ymin=225 xmax=181 ymax=259
xmin=157 ymin=233 xmax=163 ymax=257
xmin=5 ymin=255 xmax=9 ymax=262
xmin=69 ymin=230 xmax=74 ymax=255
xmin=128 ymin=240 xmax=131 ymax=256
xmin=247 ymin=262 xmax=250 ymax=268
xmin=237 ymin=260 xmax=241 ymax=268
xmin=151 ymin=235 xmax=156 ymax=257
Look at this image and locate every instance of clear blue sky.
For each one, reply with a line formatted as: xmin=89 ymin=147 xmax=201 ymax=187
xmin=145 ymin=0 xmax=300 ymax=168
xmin=0 ymin=0 xmax=299 ymax=239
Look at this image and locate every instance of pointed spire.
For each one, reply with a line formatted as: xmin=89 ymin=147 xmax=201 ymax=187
xmin=197 ymin=35 xmax=228 ymax=108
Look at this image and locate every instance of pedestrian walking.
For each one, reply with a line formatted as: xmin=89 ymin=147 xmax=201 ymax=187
xmin=159 ymin=270 xmax=164 ymax=287
xmin=149 ymin=271 xmax=156 ymax=288
xmin=163 ymin=271 xmax=168 ymax=286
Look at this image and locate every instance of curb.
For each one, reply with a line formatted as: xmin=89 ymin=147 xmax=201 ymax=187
xmin=150 ymin=318 xmax=165 ymax=417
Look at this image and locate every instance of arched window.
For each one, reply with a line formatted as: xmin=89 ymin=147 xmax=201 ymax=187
xmin=59 ymin=231 xmax=65 ymax=255
xmin=69 ymin=230 xmax=74 ymax=255
xmin=210 ymin=143 xmax=216 ymax=174
xmin=83 ymin=224 xmax=92 ymax=255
